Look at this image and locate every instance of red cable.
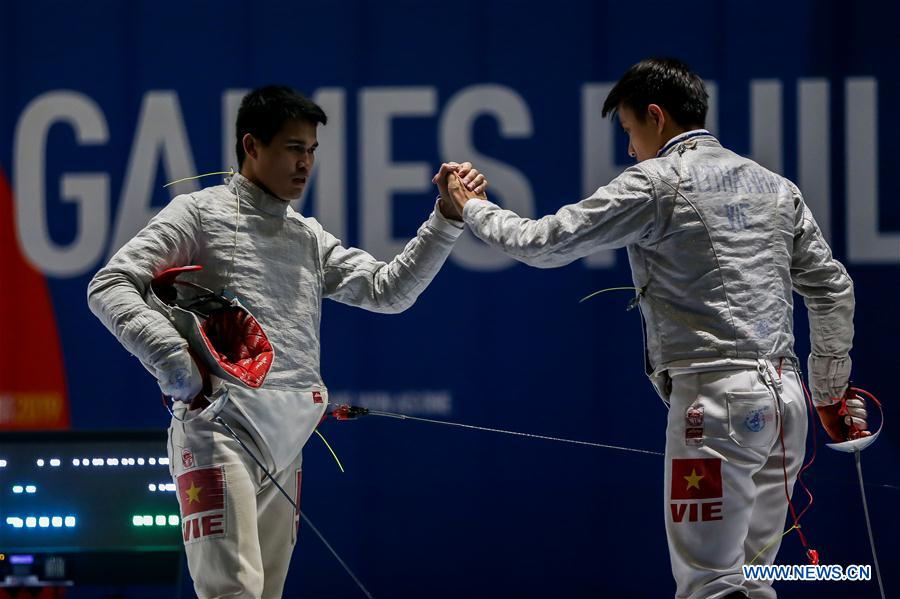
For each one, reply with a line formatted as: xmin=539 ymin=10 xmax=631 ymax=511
xmin=793 ymin=377 xmax=819 ymax=523
xmin=774 ymin=361 xmax=819 ymax=561
xmin=779 ymin=403 xmax=811 ymax=549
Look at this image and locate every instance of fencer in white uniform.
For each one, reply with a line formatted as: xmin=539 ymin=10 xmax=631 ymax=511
xmin=88 ymin=85 xmax=473 ymax=598
xmin=437 ymin=58 xmax=866 ymax=598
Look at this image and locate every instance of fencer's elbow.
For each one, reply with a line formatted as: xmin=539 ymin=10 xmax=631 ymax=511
xmin=516 ymin=251 xmax=565 ymax=269
xmin=833 ymin=270 xmax=855 ymax=312
xmin=496 ymin=236 xmax=563 ymax=269
xmin=86 ymin=272 xmax=108 ymax=318
xmin=378 ymin=295 xmax=416 ymax=314
xmin=86 ymin=268 xmax=136 ymax=319
xmin=370 ymin=284 xmax=420 ymax=313
xmin=519 ymin=257 xmax=557 ymax=269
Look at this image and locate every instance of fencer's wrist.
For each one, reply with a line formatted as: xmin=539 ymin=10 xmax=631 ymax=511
xmin=461 ymin=197 xmax=487 ymax=224
xmin=157 ymin=348 xmax=202 ymax=401
xmin=807 ymin=354 xmax=851 ymax=406
xmin=436 ymin=196 xmax=462 ymax=222
xmin=156 ymin=347 xmax=193 ymax=377
xmin=429 ymin=198 xmax=465 ymax=234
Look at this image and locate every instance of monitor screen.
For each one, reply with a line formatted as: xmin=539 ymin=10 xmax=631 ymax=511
xmin=0 ymin=430 xmax=182 ymax=584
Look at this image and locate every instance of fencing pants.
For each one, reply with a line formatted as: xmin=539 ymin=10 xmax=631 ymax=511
xmin=664 ymin=363 xmax=807 ymax=599
xmin=167 ymin=414 xmax=303 ymax=599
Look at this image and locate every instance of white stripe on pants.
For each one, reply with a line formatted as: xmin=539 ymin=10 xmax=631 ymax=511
xmin=664 ymin=366 xmax=807 ymax=599
xmin=167 ymin=415 xmax=303 ymax=599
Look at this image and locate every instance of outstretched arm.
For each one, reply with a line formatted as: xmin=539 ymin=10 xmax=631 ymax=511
xmin=319 ymin=200 xmax=464 ymax=314
xmin=450 ymin=164 xmax=658 ymax=268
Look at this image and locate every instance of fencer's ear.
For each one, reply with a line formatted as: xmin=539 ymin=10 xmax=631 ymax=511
xmin=242 ymin=133 xmax=258 ymax=161
xmin=647 ymin=104 xmax=666 ymax=133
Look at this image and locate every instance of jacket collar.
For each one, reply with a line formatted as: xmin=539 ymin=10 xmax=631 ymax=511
xmin=657 ymin=129 xmax=719 ymax=158
xmin=227 ymin=173 xmax=290 ymax=217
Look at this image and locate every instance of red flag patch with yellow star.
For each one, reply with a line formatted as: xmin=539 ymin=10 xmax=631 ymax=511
xmin=177 ymin=466 xmax=225 ymax=517
xmin=670 ymin=458 xmax=722 ymax=500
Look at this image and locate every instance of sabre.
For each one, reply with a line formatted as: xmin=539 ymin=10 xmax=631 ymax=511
xmin=823 ymin=387 xmax=886 ymax=599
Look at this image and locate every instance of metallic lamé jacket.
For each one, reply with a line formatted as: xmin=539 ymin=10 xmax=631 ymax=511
xmin=88 ymin=174 xmax=463 ymax=469
xmin=463 ymin=131 xmax=854 ymax=404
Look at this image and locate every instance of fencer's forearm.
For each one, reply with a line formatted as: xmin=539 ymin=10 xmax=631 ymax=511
xmin=463 ymin=199 xmax=570 ymax=268
xmin=803 ymin=286 xmax=855 ymax=358
xmin=87 ymin=269 xmax=190 ymax=378
xmin=322 ymin=206 xmax=463 ymax=313
xmin=461 ymin=166 xmax=657 ymax=269
xmin=370 ymin=210 xmax=461 ymax=312
xmin=803 ymin=280 xmax=854 ymax=404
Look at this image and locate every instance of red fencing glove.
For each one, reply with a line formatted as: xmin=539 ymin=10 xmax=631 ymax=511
xmin=816 ymin=388 xmax=869 ymax=443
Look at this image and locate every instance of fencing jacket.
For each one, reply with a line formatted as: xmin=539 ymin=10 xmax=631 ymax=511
xmin=462 ymin=131 xmax=854 ymax=404
xmin=89 ymin=173 xmax=463 ymax=469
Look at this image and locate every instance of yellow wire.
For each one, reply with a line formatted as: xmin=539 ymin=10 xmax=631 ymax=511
xmin=578 ymin=286 xmax=640 ymax=303
xmin=315 ymin=429 xmax=345 ymax=473
xmin=748 ymin=524 xmax=799 ymax=565
xmin=164 ymin=169 xmax=235 ymax=188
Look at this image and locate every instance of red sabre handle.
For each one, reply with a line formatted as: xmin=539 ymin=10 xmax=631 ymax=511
xmin=821 ymin=385 xmax=883 ymax=451
xmin=837 ymin=387 xmax=874 ymax=441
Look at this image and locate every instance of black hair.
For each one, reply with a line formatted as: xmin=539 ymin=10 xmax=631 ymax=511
xmin=601 ymin=58 xmax=708 ymax=128
xmin=235 ymin=85 xmax=328 ymax=168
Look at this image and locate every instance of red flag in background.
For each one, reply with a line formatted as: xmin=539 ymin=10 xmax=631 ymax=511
xmin=0 ymin=167 xmax=70 ymax=429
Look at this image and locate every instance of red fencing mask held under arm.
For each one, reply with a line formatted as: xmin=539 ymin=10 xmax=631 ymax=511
xmin=146 ymin=265 xmax=275 ymax=389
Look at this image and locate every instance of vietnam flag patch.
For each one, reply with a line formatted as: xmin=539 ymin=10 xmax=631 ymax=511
xmin=670 ymin=458 xmax=722 ymax=500
xmin=177 ymin=466 xmax=225 ymax=517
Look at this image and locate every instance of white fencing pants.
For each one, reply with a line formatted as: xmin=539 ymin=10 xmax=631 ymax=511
xmin=664 ymin=364 xmax=807 ymax=599
xmin=167 ymin=414 xmax=302 ymax=599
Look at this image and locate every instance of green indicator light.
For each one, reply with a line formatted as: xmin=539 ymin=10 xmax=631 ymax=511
xmin=131 ymin=514 xmax=181 ymax=527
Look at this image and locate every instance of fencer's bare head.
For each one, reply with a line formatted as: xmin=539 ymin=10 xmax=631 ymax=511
xmin=236 ymin=86 xmax=328 ymax=169
xmin=602 ymin=58 xmax=708 ymax=129
xmin=602 ymin=58 xmax=708 ymax=162
xmin=236 ymin=86 xmax=328 ymax=201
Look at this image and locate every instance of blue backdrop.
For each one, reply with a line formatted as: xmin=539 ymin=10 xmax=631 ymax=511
xmin=1 ymin=0 xmax=898 ymax=597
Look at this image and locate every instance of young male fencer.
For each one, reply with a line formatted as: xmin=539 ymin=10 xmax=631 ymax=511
xmin=89 ymin=85 xmax=475 ymax=598
xmin=437 ymin=58 xmax=867 ymax=598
